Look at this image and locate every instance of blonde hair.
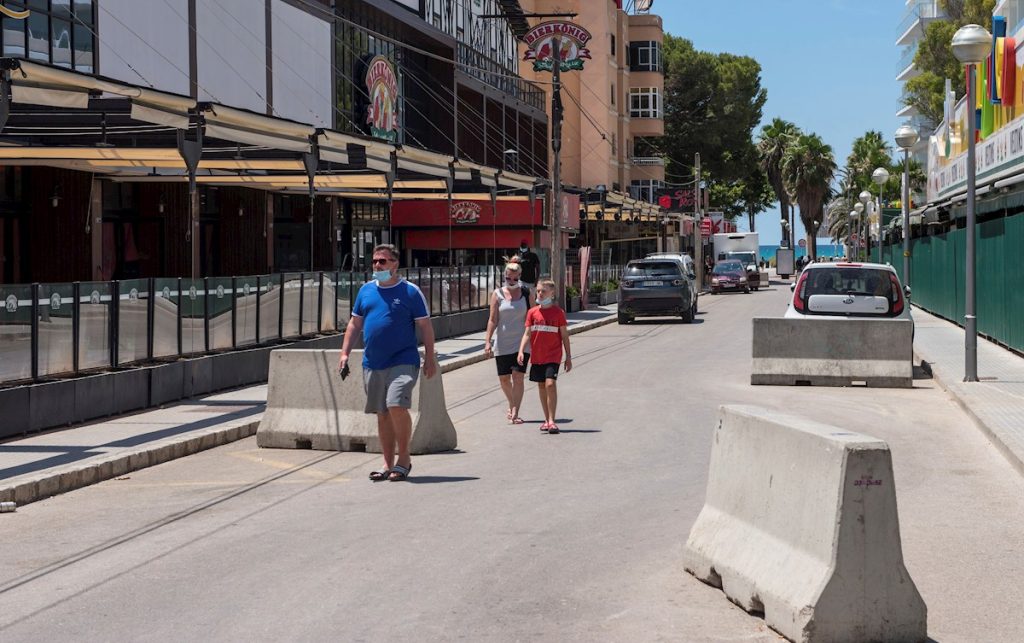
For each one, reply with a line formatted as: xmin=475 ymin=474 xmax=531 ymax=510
xmin=537 ymin=278 xmax=556 ymax=293
xmin=503 ymin=255 xmax=523 ymax=274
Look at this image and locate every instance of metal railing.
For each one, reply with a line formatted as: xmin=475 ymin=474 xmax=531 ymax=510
xmin=631 ymin=156 xmax=665 ymax=166
xmin=898 ymin=45 xmax=917 ymax=75
xmin=897 ymin=1 xmax=941 ymax=41
xmin=0 ymin=266 xmax=503 ymax=386
xmin=456 ymin=43 xmax=546 ymax=110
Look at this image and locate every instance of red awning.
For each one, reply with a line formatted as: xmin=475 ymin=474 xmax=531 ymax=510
xmin=403 ymin=228 xmax=536 ymax=250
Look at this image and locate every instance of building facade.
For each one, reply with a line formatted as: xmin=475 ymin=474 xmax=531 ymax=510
xmin=0 ymin=0 xmax=549 ymax=285
xmin=896 ymin=0 xmax=947 ymax=162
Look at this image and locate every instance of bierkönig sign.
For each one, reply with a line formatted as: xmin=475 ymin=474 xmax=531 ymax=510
xmin=523 ymin=21 xmax=592 ymax=72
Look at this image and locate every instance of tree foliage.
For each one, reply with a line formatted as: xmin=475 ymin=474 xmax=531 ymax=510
xmin=782 ymin=133 xmax=836 ymax=258
xmin=904 ymin=0 xmax=996 ymax=123
xmin=661 ymin=34 xmax=767 ymax=216
xmin=757 ymin=118 xmax=801 ymax=241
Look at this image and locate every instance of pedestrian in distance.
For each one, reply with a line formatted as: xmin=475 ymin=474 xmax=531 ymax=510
xmin=517 ymin=240 xmax=541 ymax=291
xmin=484 ymin=256 xmax=536 ymax=425
xmin=517 ymin=279 xmax=572 ymax=434
xmin=338 ymin=244 xmax=437 ymax=482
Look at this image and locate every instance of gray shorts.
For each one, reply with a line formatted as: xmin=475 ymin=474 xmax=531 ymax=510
xmin=363 ymin=364 xmax=419 ymax=414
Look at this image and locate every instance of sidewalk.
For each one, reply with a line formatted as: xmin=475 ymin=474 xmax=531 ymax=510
xmin=0 ymin=304 xmax=618 ymax=507
xmin=912 ymin=305 xmax=1024 ymax=476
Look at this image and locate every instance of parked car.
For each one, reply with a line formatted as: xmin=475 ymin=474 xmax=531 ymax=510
xmin=618 ymin=258 xmax=698 ymax=324
xmin=645 ymin=252 xmax=698 ymax=312
xmin=785 ymin=262 xmax=912 ymax=328
xmin=710 ymin=260 xmax=750 ymax=294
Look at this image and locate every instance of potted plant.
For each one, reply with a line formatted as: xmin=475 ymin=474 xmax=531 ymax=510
xmin=566 ymin=285 xmax=581 ymax=312
xmin=588 ymin=280 xmax=606 ymax=303
xmin=600 ymin=278 xmax=620 ymax=306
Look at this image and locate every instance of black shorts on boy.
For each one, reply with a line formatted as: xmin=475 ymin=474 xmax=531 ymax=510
xmin=529 ymin=362 xmax=560 ymax=383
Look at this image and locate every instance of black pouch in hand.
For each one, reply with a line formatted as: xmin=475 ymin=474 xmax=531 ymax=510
xmin=339 ymin=364 xmax=350 ymax=380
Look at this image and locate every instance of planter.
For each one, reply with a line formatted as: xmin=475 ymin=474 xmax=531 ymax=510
xmin=568 ymin=296 xmax=581 ymax=312
xmin=588 ymin=292 xmax=604 ymax=304
xmin=599 ymin=290 xmax=619 ymax=306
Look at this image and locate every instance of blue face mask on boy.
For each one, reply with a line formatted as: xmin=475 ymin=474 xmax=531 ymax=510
xmin=538 ymin=296 xmax=553 ymax=307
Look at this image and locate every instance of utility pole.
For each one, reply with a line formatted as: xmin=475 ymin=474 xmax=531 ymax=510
xmin=549 ymin=35 xmax=564 ymax=305
xmin=694 ymin=152 xmax=702 ymax=291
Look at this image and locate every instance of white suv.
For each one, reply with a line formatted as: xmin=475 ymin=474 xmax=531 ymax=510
xmin=784 ymin=262 xmax=912 ymax=327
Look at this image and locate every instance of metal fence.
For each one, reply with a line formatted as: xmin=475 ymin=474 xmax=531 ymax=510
xmin=0 ymin=266 xmax=503 ymax=386
xmin=877 ymin=211 xmax=1024 ymax=354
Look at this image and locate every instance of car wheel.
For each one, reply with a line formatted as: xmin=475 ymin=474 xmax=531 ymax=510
xmin=687 ymin=301 xmax=697 ymax=323
xmin=744 ymin=287 xmax=751 ymax=294
xmin=681 ymin=304 xmax=693 ymax=323
xmin=617 ymin=312 xmax=632 ymax=325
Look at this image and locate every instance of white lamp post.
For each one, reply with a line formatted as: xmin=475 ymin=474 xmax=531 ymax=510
xmin=858 ymin=191 xmax=872 ymax=261
xmin=952 ymin=23 xmax=992 ymax=382
xmin=853 ymin=201 xmax=865 ymax=260
xmin=895 ymin=125 xmax=920 ymax=286
xmin=871 ymin=168 xmax=890 ymax=262
xmin=849 ymin=208 xmax=860 ymax=259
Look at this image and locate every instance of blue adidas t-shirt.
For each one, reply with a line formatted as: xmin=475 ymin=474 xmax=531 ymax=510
xmin=352 ymin=278 xmax=430 ymax=370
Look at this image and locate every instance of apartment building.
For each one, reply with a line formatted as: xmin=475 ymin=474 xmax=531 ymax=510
xmin=896 ymin=0 xmax=947 ymax=161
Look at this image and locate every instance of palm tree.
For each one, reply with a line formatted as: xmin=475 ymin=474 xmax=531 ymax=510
xmin=782 ymin=132 xmax=837 ymax=260
xmin=757 ymin=118 xmax=801 ymax=247
xmin=846 ymin=130 xmax=892 ymax=197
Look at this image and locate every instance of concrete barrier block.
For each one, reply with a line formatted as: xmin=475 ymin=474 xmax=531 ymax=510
xmin=685 ymin=405 xmax=926 ymax=642
xmin=0 ymin=386 xmax=30 ymax=439
xmin=751 ymin=318 xmax=913 ymax=388
xmin=29 ymin=379 xmax=76 ymax=431
xmin=150 ymin=361 xmax=184 ymax=406
xmin=257 ymin=349 xmax=456 ymax=454
xmin=111 ymin=368 xmax=150 ymax=415
xmin=74 ymin=373 xmax=115 ymax=423
xmin=182 ymin=357 xmax=214 ymax=398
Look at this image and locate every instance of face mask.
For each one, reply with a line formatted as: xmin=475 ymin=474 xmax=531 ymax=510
xmin=520 ymin=246 xmax=528 ymax=253
xmin=373 ymin=269 xmax=392 ymax=282
xmin=506 ymin=278 xmax=520 ymax=287
xmin=538 ymin=297 xmax=553 ymax=307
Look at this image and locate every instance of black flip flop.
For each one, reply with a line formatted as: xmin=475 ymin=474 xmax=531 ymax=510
xmin=369 ymin=469 xmax=390 ymax=482
xmin=389 ymin=463 xmax=412 ymax=481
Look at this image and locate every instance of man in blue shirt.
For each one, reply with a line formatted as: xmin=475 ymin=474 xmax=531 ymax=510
xmin=339 ymin=244 xmax=437 ymax=482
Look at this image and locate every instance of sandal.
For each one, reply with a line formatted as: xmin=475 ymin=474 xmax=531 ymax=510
xmin=389 ymin=463 xmax=412 ymax=481
xmin=510 ymin=416 xmax=525 ymax=425
xmin=547 ymin=424 xmax=560 ymax=434
xmin=369 ymin=469 xmax=390 ymax=482
xmin=539 ymin=422 xmax=551 ymax=432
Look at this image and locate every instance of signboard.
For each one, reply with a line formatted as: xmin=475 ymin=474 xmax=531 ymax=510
xmin=560 ymin=193 xmax=581 ymax=230
xmin=450 ymin=201 xmax=482 ymax=225
xmin=850 ymin=233 xmax=859 ymax=243
xmin=700 ymin=218 xmax=712 ymax=238
xmin=656 ymin=188 xmax=695 ymax=213
xmin=364 ymin=55 xmax=399 ymax=142
xmin=708 ymin=212 xmax=724 ymax=235
xmin=392 ymin=199 xmax=543 ymax=227
xmin=523 ymin=21 xmax=592 ymax=72
xmin=798 ymin=238 xmax=806 ymax=248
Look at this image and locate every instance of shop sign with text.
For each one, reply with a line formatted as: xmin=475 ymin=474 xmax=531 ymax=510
xmin=365 ymin=55 xmax=399 ymax=142
xmin=450 ymin=201 xmax=482 ymax=224
xmin=523 ymin=21 xmax=592 ymax=72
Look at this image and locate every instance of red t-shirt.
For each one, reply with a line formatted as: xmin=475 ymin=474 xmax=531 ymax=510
xmin=524 ymin=305 xmax=568 ymax=364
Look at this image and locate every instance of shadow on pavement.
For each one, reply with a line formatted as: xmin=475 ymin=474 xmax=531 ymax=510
xmin=406 ymin=476 xmax=480 ymax=484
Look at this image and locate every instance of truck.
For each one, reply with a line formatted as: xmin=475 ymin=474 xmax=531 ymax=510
xmin=712 ymin=232 xmax=764 ymax=291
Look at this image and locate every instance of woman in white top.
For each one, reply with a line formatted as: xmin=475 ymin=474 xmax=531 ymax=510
xmin=484 ymin=258 xmax=535 ymax=424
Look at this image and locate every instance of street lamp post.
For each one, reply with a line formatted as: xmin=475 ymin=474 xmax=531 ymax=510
xmin=952 ymin=23 xmax=992 ymax=382
xmin=848 ymin=209 xmax=859 ymax=259
xmin=853 ymin=202 xmax=864 ymax=259
xmin=895 ymin=125 xmax=920 ymax=286
xmin=872 ymin=168 xmax=890 ymax=262
xmin=858 ymin=191 xmax=871 ymax=261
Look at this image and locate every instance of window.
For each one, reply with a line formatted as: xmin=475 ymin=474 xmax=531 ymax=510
xmin=610 ymin=34 xmax=616 ymax=57
xmin=611 ymin=83 xmax=615 ymax=106
xmin=631 ymin=179 xmax=664 ymax=203
xmin=1 ymin=0 xmax=94 ymax=72
xmin=629 ymin=41 xmax=663 ymax=73
xmin=629 ymin=87 xmax=662 ymax=118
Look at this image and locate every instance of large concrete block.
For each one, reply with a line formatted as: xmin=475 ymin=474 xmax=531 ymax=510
xmin=149 ymin=361 xmax=184 ymax=406
xmin=110 ymin=368 xmax=149 ymax=415
xmin=685 ymin=405 xmax=926 ymax=643
xmin=751 ymin=318 xmax=913 ymax=388
xmin=73 ymin=372 xmax=115 ymax=423
xmin=29 ymin=379 xmax=76 ymax=431
xmin=0 ymin=386 xmax=31 ymax=439
xmin=257 ymin=349 xmax=456 ymax=454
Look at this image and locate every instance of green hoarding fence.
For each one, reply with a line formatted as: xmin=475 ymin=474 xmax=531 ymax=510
xmin=879 ymin=211 xmax=1024 ymax=354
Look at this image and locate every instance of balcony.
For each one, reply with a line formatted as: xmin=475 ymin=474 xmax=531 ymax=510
xmin=631 ymin=156 xmax=664 ymax=166
xmin=456 ymin=43 xmax=545 ymax=111
xmin=897 ymin=45 xmax=919 ymax=81
xmin=897 ymin=1 xmax=943 ymax=46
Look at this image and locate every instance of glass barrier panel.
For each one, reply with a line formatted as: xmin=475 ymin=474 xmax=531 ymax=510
xmin=0 ymin=284 xmax=34 ymax=382
xmin=281 ymin=272 xmax=302 ymax=339
xmin=258 ymin=275 xmax=280 ymax=343
xmin=207 ymin=277 xmax=234 ymax=351
xmin=301 ymin=273 xmax=319 ymax=335
xmin=78 ymin=281 xmax=112 ymax=371
xmin=152 ymin=278 xmax=179 ymax=359
xmin=320 ymin=272 xmax=336 ymax=332
xmin=335 ymin=271 xmax=353 ymax=328
xmin=235 ymin=276 xmax=258 ymax=347
xmin=180 ymin=278 xmax=206 ymax=355
xmin=36 ymin=282 xmax=75 ymax=377
xmin=117 ymin=279 xmax=149 ymax=366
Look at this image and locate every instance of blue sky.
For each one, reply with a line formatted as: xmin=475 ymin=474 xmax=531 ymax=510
xmin=658 ymin=0 xmax=907 ymax=245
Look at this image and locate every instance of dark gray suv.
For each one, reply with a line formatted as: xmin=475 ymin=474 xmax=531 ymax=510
xmin=618 ymin=259 xmax=698 ymax=324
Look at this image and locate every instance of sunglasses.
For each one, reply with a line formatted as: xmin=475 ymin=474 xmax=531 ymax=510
xmin=371 ymin=258 xmax=394 ymax=265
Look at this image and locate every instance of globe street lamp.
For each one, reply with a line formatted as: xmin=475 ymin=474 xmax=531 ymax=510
xmin=872 ymin=168 xmax=890 ymax=262
xmin=952 ymin=23 xmax=991 ymax=382
xmin=849 ymin=208 xmax=861 ymax=259
xmin=895 ymin=124 xmax=920 ymax=286
xmin=858 ymin=191 xmax=872 ymax=261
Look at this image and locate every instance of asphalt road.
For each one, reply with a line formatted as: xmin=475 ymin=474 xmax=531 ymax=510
xmin=1 ymin=281 xmax=1022 ymax=642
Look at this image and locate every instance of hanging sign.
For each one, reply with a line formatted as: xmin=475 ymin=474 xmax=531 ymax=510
xmin=523 ymin=21 xmax=592 ymax=72
xmin=0 ymin=3 xmax=30 ymax=19
xmin=365 ymin=55 xmax=399 ymax=142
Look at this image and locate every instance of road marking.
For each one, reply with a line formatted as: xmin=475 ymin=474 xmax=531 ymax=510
xmin=227 ymin=450 xmax=345 ymax=480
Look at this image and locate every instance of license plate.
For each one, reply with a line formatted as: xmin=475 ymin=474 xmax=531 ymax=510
xmin=642 ymin=280 xmax=664 ymax=286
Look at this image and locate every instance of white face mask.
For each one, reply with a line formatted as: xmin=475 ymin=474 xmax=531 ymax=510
xmin=505 ymin=276 xmax=521 ymax=287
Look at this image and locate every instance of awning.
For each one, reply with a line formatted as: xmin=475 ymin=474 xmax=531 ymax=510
xmin=396 ymin=146 xmax=453 ymax=178
xmin=202 ymin=104 xmax=314 ymax=153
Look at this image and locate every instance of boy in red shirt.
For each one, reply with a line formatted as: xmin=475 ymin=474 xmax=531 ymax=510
xmin=517 ymin=279 xmax=572 ymax=433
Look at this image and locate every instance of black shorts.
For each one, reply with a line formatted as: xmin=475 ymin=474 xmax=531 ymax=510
xmin=529 ymin=362 xmax=560 ymax=383
xmin=495 ymin=353 xmax=528 ymax=376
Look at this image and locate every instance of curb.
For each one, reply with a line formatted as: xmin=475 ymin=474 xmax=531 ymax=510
xmin=914 ymin=349 xmax=1024 ymax=477
xmin=1 ymin=312 xmax=618 ymax=508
